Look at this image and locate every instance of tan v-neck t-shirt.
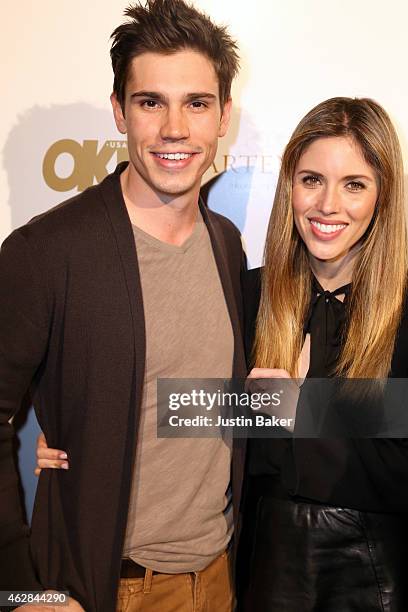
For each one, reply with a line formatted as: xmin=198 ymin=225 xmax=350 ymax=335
xmin=122 ymin=212 xmax=234 ymax=573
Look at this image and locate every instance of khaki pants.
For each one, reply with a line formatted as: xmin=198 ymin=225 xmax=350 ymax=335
xmin=116 ymin=551 xmax=233 ymax=612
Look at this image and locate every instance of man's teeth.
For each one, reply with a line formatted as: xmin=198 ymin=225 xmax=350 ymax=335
xmin=311 ymin=220 xmax=347 ymax=234
xmin=155 ymin=153 xmax=192 ymax=160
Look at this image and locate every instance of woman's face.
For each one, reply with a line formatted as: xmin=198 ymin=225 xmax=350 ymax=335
xmin=292 ymin=136 xmax=378 ymax=264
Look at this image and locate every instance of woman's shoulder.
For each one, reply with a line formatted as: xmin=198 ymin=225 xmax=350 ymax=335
xmin=242 ymin=267 xmax=263 ymax=359
xmin=390 ymin=291 xmax=408 ymax=376
xmin=242 ymin=266 xmax=263 ymax=320
xmin=242 ymin=266 xmax=262 ymax=297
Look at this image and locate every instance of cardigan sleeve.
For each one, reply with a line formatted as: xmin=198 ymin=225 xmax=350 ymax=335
xmin=0 ymin=229 xmax=50 ymax=591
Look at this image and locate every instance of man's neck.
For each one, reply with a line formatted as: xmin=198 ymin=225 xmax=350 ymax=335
xmin=120 ymin=165 xmax=200 ymax=246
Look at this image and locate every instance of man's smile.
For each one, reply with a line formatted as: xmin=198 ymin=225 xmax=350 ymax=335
xmin=150 ymin=150 xmax=200 ymax=170
xmin=154 ymin=152 xmax=194 ymax=160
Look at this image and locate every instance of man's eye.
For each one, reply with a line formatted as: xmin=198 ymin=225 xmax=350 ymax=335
xmin=190 ymin=101 xmax=207 ymax=109
xmin=302 ymin=175 xmax=321 ymax=187
xmin=142 ymin=100 xmax=160 ymax=109
xmin=347 ymin=181 xmax=365 ymax=191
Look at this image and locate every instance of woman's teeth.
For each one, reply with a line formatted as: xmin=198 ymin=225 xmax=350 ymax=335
xmin=310 ymin=220 xmax=346 ymax=234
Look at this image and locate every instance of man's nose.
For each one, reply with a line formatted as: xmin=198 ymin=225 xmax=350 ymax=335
xmin=160 ymin=106 xmax=190 ymax=141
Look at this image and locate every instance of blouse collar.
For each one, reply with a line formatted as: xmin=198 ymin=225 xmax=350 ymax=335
xmin=304 ymin=277 xmax=352 ymax=377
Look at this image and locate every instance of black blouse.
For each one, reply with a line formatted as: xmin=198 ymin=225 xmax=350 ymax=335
xmin=304 ymin=276 xmax=351 ymax=377
xmin=243 ymin=267 xmax=408 ymax=513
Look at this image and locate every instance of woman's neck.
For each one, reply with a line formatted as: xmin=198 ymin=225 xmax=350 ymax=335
xmin=309 ymin=244 xmax=359 ymax=291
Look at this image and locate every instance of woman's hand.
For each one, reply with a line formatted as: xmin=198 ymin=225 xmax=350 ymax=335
xmin=34 ymin=432 xmax=69 ymax=476
xmin=246 ymin=367 xmax=293 ymax=394
xmin=246 ymin=367 xmax=298 ymax=432
xmin=247 ymin=368 xmax=291 ymax=379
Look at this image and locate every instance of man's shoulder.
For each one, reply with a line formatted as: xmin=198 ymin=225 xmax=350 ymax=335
xmin=1 ymin=172 xmax=119 ymax=267
xmin=25 ymin=181 xmax=106 ymax=236
xmin=205 ymin=206 xmax=241 ymax=238
xmin=204 ymin=206 xmax=243 ymax=256
xmin=6 ymin=172 xmax=117 ymax=253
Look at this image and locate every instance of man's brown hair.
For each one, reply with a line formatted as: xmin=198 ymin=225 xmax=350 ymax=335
xmin=110 ymin=0 xmax=239 ymax=111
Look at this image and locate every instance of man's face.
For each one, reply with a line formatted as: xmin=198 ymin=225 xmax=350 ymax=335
xmin=111 ymin=49 xmax=231 ymax=201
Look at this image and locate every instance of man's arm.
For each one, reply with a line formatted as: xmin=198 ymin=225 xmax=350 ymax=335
xmin=0 ymin=229 xmax=50 ymax=591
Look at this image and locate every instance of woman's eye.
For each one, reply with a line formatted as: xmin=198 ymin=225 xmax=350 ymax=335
xmin=347 ymin=181 xmax=365 ymax=191
xmin=302 ymin=175 xmax=321 ymax=187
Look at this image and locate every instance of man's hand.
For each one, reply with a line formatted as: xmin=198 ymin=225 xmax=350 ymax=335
xmin=34 ymin=433 xmax=69 ymax=476
xmin=17 ymin=595 xmax=84 ymax=611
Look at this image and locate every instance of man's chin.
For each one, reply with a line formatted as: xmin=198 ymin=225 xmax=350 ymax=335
xmin=154 ymin=180 xmax=200 ymax=200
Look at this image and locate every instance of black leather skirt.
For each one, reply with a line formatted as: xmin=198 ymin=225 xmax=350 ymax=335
xmin=238 ymin=478 xmax=408 ymax=612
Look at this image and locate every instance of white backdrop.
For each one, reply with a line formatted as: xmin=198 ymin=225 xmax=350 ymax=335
xmin=2 ymin=0 xmax=408 ymax=268
xmin=2 ymin=0 xmax=408 ymax=516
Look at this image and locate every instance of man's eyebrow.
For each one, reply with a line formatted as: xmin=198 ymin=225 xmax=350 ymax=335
xmin=130 ymin=90 xmax=166 ymax=101
xmin=185 ymin=92 xmax=217 ymax=101
xmin=129 ymin=91 xmax=217 ymax=103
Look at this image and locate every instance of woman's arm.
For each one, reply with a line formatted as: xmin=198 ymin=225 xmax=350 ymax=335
xmin=35 ymin=432 xmax=69 ymax=475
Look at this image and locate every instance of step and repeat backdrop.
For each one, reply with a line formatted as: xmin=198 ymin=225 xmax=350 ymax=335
xmin=2 ymin=0 xmax=408 ymax=519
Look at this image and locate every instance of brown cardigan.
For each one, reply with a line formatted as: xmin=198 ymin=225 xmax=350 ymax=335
xmin=0 ymin=163 xmax=247 ymax=611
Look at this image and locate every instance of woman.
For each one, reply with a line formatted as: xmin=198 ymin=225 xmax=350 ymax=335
xmin=36 ymin=97 xmax=408 ymax=610
xmin=238 ymin=96 xmax=408 ymax=611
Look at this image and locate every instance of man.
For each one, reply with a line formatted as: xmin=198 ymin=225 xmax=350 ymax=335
xmin=0 ymin=1 xmax=246 ymax=610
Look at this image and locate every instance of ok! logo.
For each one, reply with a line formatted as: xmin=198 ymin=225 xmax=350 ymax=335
xmin=42 ymin=140 xmax=129 ymax=192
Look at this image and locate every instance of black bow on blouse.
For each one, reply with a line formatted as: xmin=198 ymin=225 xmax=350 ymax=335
xmin=304 ymin=277 xmax=351 ymax=377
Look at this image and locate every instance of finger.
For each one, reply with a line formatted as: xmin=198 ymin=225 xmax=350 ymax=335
xmin=248 ymin=368 xmax=278 ymax=378
xmin=272 ymin=369 xmax=291 ymax=378
xmin=37 ymin=431 xmax=47 ymax=448
xmin=34 ymin=467 xmax=41 ymax=477
xmin=37 ymin=458 xmax=69 ymax=470
xmin=248 ymin=368 xmax=291 ymax=379
xmin=37 ymin=447 xmax=68 ymax=460
xmin=247 ymin=368 xmax=269 ymax=378
xmin=36 ymin=432 xmax=68 ymax=457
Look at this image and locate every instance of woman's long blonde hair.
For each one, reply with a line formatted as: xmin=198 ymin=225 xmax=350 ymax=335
xmin=254 ymin=97 xmax=407 ymax=378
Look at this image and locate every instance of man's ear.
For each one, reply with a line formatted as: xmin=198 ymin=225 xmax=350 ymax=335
xmin=219 ymin=97 xmax=232 ymax=138
xmin=110 ymin=93 xmax=127 ymax=134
